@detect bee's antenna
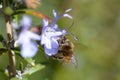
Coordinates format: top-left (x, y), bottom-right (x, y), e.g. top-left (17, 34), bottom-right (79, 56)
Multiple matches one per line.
top-left (67, 32), bottom-right (78, 41)
top-left (64, 20), bottom-right (78, 41)
top-left (67, 20), bottom-right (74, 30)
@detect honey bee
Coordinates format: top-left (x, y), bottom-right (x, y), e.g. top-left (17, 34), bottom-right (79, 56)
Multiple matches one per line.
top-left (51, 36), bottom-right (77, 67)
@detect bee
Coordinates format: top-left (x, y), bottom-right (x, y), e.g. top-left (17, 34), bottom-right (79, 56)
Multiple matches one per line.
top-left (51, 36), bottom-right (77, 67)
top-left (31, 26), bottom-right (78, 66)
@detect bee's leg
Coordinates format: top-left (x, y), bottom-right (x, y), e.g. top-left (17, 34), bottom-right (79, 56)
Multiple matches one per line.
top-left (71, 55), bottom-right (78, 68)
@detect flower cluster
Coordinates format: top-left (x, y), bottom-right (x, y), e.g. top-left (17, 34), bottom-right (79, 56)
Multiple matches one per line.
top-left (41, 9), bottom-right (72, 56)
top-left (17, 15), bottom-right (41, 58)
top-left (16, 9), bottom-right (72, 58)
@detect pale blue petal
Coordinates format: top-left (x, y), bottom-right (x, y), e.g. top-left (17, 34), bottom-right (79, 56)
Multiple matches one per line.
top-left (42, 19), bottom-right (49, 34)
top-left (41, 34), bottom-right (46, 45)
top-left (44, 45), bottom-right (59, 56)
top-left (51, 38), bottom-right (59, 48)
top-left (44, 38), bottom-right (59, 56)
top-left (18, 31), bottom-right (40, 45)
top-left (27, 31), bottom-right (41, 40)
top-left (18, 31), bottom-right (40, 58)
top-left (44, 38), bottom-right (52, 49)
top-left (42, 19), bottom-right (48, 27)
top-left (53, 10), bottom-right (57, 17)
top-left (44, 47), bottom-right (58, 56)
top-left (21, 41), bottom-right (38, 58)
top-left (63, 14), bottom-right (72, 19)
top-left (20, 15), bottom-right (32, 30)
top-left (45, 30), bottom-right (66, 37)
top-left (53, 24), bottom-right (59, 31)
top-left (65, 8), bottom-right (72, 12)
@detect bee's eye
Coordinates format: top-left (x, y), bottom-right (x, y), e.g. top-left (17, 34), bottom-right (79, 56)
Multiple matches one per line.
top-left (61, 40), bottom-right (65, 44)
top-left (58, 56), bottom-right (64, 59)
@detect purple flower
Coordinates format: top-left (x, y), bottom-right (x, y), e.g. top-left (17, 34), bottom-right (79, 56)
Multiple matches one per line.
top-left (17, 15), bottom-right (41, 58)
top-left (41, 9), bottom-right (72, 56)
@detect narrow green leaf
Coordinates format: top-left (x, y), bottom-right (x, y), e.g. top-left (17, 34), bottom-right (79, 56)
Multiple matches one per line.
top-left (0, 48), bottom-right (8, 56)
top-left (11, 76), bottom-right (28, 80)
top-left (23, 64), bottom-right (45, 76)
top-left (20, 62), bottom-right (24, 71)
top-left (0, 34), bottom-right (4, 42)
top-left (12, 47), bottom-right (21, 57)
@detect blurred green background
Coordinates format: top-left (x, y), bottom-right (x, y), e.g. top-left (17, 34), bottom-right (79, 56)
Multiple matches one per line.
top-left (1, 0), bottom-right (120, 80)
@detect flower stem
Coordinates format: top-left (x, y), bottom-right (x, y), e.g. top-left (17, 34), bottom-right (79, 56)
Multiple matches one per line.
top-left (3, 0), bottom-right (16, 79)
